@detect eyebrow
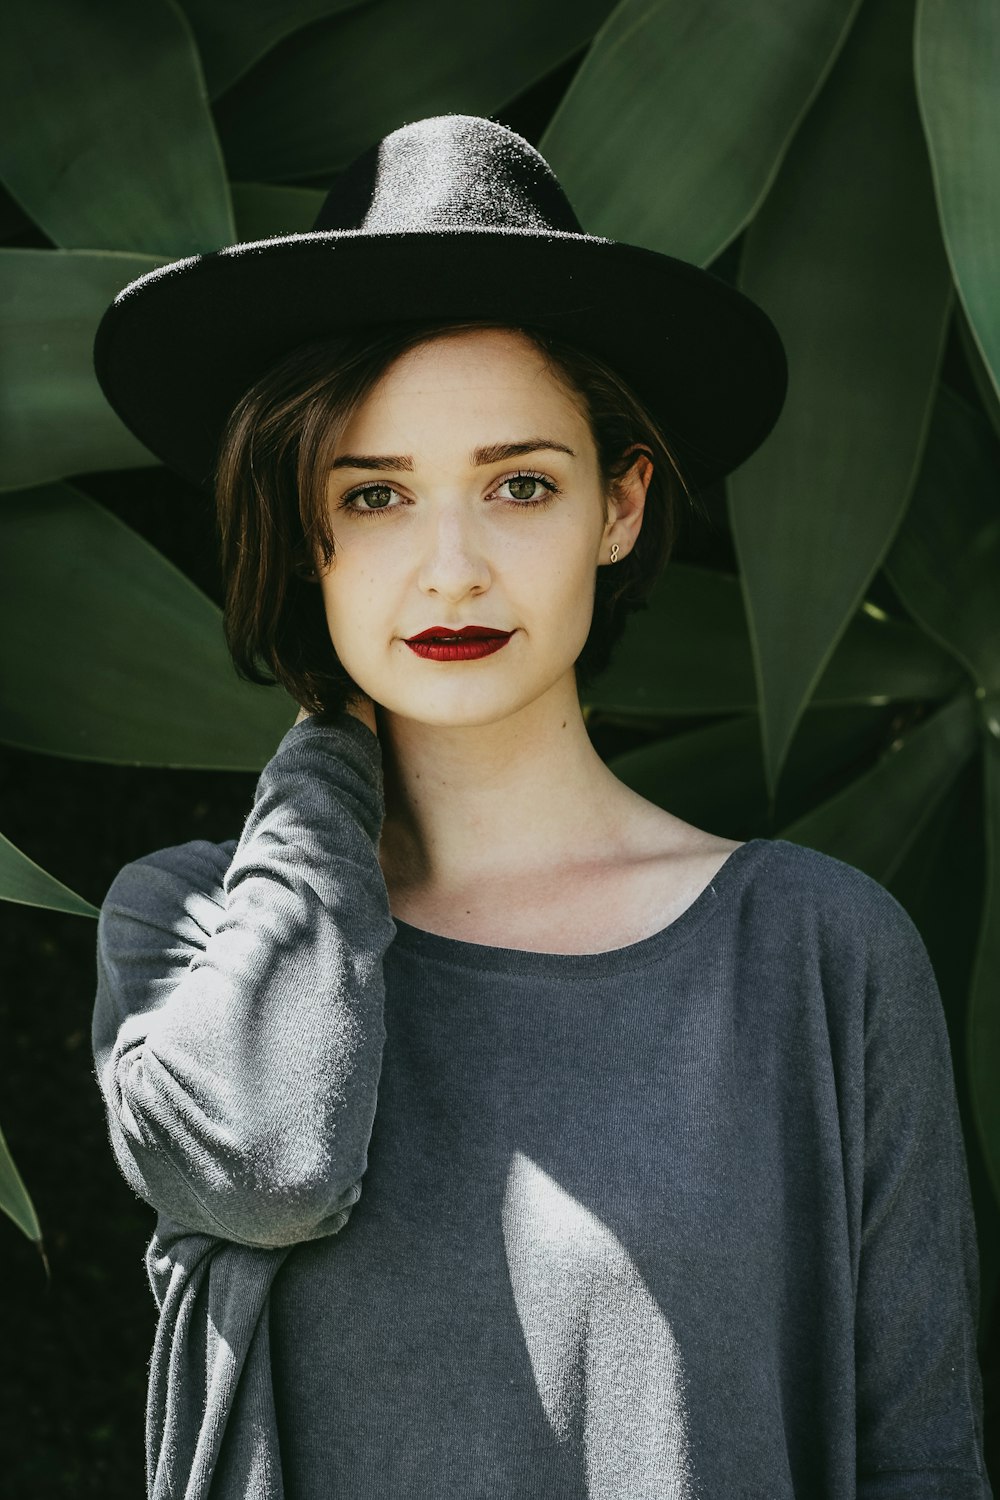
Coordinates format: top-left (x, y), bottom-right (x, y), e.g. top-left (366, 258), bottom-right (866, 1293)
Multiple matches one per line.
top-left (329, 438), bottom-right (577, 472)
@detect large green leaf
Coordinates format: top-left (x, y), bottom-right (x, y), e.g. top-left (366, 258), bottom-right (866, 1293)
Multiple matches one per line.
top-left (0, 1120), bottom-right (42, 1248)
top-left (883, 385), bottom-right (1000, 697)
top-left (0, 0), bottom-right (233, 255)
top-left (729, 0), bottom-right (952, 806)
top-left (777, 690), bottom-right (978, 881)
top-left (0, 250), bottom-right (170, 489)
top-left (0, 483), bottom-right (295, 769)
top-left (215, 0), bottom-right (617, 183)
top-left (0, 830), bottom-right (97, 915)
top-left (915, 0), bottom-right (1000, 408)
top-left (180, 0), bottom-right (366, 98)
top-left (583, 564), bottom-right (963, 719)
top-left (539, 0), bottom-right (862, 267)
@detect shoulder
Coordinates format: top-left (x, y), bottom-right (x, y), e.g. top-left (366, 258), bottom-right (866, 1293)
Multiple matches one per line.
top-left (755, 840), bottom-right (917, 930)
top-left (747, 838), bottom-right (945, 1050)
top-left (747, 837), bottom-right (930, 972)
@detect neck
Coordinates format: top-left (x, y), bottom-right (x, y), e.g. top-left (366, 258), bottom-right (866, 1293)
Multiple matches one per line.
top-left (375, 676), bottom-right (630, 896)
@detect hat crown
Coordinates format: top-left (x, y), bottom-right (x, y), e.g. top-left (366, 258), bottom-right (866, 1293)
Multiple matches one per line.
top-left (312, 114), bottom-right (585, 236)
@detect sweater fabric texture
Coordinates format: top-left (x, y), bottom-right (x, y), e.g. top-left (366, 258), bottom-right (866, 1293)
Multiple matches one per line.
top-left (91, 713), bottom-right (993, 1499)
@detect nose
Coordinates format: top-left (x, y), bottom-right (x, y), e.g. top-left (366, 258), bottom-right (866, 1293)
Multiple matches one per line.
top-left (415, 503), bottom-right (492, 601)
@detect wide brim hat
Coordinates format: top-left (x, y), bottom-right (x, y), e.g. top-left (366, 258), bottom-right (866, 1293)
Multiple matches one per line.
top-left (93, 113), bottom-right (788, 496)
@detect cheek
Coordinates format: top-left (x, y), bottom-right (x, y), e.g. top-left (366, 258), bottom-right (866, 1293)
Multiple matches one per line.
top-left (536, 523), bottom-right (603, 603)
top-left (520, 541), bottom-right (600, 658)
top-left (319, 558), bottom-right (377, 621)
top-left (316, 577), bottom-right (358, 654)
top-left (317, 570), bottom-right (394, 680)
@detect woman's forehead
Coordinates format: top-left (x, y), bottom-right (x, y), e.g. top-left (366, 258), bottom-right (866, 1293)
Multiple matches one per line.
top-left (373, 326), bottom-right (559, 391)
top-left (339, 339), bottom-right (590, 455)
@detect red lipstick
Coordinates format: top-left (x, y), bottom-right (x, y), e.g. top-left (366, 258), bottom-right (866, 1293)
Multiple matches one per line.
top-left (404, 625), bottom-right (514, 662)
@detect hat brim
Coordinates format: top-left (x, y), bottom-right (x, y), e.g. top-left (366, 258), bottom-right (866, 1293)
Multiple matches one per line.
top-left (93, 226), bottom-right (787, 495)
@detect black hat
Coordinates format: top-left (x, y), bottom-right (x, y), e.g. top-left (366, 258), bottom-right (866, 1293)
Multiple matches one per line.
top-left (93, 113), bottom-right (787, 495)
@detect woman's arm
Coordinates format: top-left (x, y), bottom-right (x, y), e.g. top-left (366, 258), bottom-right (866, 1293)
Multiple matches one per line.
top-left (855, 893), bottom-right (992, 1496)
top-left (91, 711), bottom-right (395, 1250)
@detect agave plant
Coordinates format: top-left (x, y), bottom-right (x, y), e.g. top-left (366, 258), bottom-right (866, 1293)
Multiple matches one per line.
top-left (1, 0), bottom-right (998, 1363)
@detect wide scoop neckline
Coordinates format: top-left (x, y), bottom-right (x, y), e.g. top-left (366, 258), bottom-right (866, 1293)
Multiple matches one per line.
top-left (387, 836), bottom-right (775, 976)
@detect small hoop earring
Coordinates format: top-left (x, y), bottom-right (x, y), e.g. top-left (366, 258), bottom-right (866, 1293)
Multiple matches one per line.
top-left (609, 543), bottom-right (620, 563)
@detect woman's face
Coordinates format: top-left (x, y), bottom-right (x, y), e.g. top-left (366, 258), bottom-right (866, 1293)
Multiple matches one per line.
top-left (316, 327), bottom-right (649, 728)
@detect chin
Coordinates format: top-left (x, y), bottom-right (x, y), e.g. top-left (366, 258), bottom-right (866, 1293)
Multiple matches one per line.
top-left (368, 675), bottom-right (555, 729)
top-left (386, 697), bottom-right (527, 729)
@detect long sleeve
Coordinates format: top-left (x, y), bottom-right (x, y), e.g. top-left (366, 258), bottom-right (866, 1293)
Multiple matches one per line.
top-left (854, 890), bottom-right (991, 1497)
top-left (91, 712), bottom-right (396, 1250)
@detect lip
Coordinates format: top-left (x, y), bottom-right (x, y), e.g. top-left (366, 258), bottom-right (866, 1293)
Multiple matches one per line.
top-left (403, 624), bottom-right (515, 662)
top-left (405, 625), bottom-right (513, 642)
top-left (405, 629), bottom-right (514, 662)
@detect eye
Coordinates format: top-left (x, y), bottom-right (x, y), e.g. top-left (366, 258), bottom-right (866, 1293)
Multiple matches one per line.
top-left (491, 471), bottom-right (560, 506)
top-left (339, 482), bottom-right (404, 517)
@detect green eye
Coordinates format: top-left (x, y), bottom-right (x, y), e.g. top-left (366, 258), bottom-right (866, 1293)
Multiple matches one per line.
top-left (497, 471), bottom-right (559, 504)
top-left (342, 483), bottom-right (398, 514)
top-left (358, 485), bottom-right (393, 509)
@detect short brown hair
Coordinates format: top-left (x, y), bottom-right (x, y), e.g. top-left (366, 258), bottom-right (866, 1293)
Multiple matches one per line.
top-left (213, 318), bottom-right (699, 724)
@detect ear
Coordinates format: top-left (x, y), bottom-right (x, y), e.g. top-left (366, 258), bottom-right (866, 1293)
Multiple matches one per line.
top-left (601, 446), bottom-right (654, 565)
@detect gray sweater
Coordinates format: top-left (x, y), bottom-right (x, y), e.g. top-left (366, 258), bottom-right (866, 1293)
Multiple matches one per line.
top-left (92, 714), bottom-right (992, 1499)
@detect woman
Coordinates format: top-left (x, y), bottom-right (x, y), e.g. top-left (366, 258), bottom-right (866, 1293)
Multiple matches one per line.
top-left (91, 115), bottom-right (991, 1499)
